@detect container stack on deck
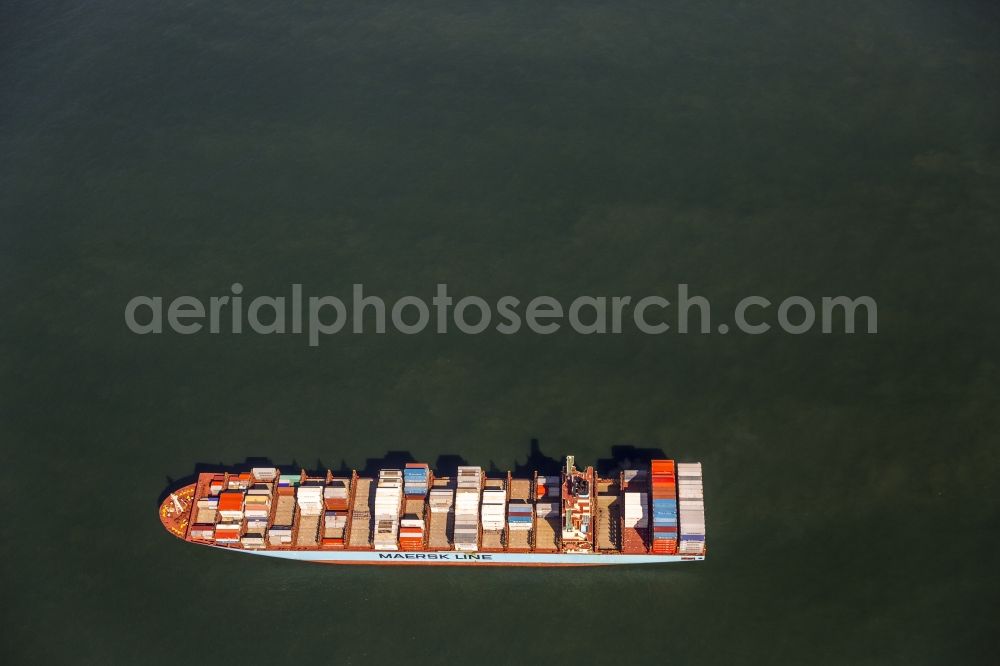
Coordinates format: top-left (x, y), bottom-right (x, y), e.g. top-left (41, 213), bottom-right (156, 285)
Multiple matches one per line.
top-left (400, 498), bottom-right (426, 551)
top-left (429, 487), bottom-right (454, 512)
top-left (400, 465), bottom-right (429, 550)
top-left (650, 460), bottom-right (678, 554)
top-left (324, 480), bottom-right (350, 510)
top-left (373, 470), bottom-right (403, 550)
top-left (218, 489), bottom-right (245, 521)
top-left (454, 466), bottom-right (481, 552)
top-left (242, 470), bottom-right (274, 548)
top-left (533, 476), bottom-right (561, 551)
top-left (403, 464), bottom-right (429, 497)
top-left (190, 494), bottom-right (217, 540)
top-left (481, 488), bottom-right (505, 530)
top-left (428, 485), bottom-right (454, 549)
top-left (268, 476), bottom-right (297, 546)
top-left (228, 473), bottom-right (251, 490)
top-left (322, 477), bottom-right (350, 548)
top-left (596, 479), bottom-right (620, 551)
top-left (622, 470), bottom-right (649, 553)
top-left (214, 488), bottom-right (244, 544)
top-left (348, 477), bottom-right (374, 548)
top-left (507, 489), bottom-right (532, 531)
top-left (208, 475), bottom-right (225, 496)
top-left (296, 481), bottom-right (324, 547)
top-left (677, 462), bottom-right (706, 556)
top-left (533, 501), bottom-right (560, 550)
top-left (506, 479), bottom-right (533, 551)
top-left (481, 482), bottom-right (506, 550)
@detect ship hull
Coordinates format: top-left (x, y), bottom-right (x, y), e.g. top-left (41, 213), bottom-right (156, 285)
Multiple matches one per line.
top-left (206, 545), bottom-right (705, 566)
top-left (160, 456), bottom-right (709, 566)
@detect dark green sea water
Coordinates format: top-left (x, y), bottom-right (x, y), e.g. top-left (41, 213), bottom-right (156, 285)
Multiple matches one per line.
top-left (3, 1), bottom-right (1000, 664)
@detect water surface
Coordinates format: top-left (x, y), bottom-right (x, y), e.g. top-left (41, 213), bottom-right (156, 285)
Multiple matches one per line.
top-left (2, 1), bottom-right (999, 664)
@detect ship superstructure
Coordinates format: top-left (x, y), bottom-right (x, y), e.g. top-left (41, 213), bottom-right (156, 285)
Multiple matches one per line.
top-left (559, 456), bottom-right (594, 553)
top-left (159, 455), bottom-right (707, 566)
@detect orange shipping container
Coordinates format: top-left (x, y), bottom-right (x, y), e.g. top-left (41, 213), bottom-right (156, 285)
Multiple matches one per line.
top-left (217, 492), bottom-right (244, 512)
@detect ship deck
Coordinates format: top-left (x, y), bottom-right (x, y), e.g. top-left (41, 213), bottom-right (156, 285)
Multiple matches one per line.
top-left (158, 458), bottom-right (706, 565)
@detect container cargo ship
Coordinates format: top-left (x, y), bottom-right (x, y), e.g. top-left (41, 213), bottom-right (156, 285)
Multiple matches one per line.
top-left (158, 455), bottom-right (706, 566)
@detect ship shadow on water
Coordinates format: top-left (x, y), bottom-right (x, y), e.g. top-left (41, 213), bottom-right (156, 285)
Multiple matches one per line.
top-left (594, 444), bottom-right (669, 477)
top-left (157, 440), bottom-right (669, 506)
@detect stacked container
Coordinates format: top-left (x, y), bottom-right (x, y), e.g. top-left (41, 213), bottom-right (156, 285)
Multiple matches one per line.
top-left (533, 500), bottom-right (560, 551)
top-left (193, 496), bottom-right (218, 526)
top-left (189, 524), bottom-right (214, 540)
top-left (507, 502), bottom-right (532, 530)
top-left (244, 486), bottom-right (272, 520)
top-left (277, 474), bottom-right (300, 489)
top-left (322, 477), bottom-right (350, 548)
top-left (214, 522), bottom-right (241, 543)
top-left (399, 498), bottom-right (426, 551)
top-left (373, 470), bottom-right (403, 550)
top-left (621, 470), bottom-right (649, 553)
top-left (481, 484), bottom-right (506, 550)
top-left (227, 473), bottom-right (251, 490)
top-left (190, 484), bottom-right (217, 541)
top-left (348, 477), bottom-right (374, 548)
top-left (650, 460), bottom-right (678, 554)
top-left (454, 466), bottom-right (482, 552)
top-left (240, 533), bottom-right (265, 548)
top-left (244, 484), bottom-right (271, 537)
top-left (428, 487), bottom-right (454, 549)
top-left (323, 480), bottom-right (350, 511)
top-left (677, 462), bottom-right (706, 555)
top-left (251, 467), bottom-right (278, 482)
top-left (215, 485), bottom-right (243, 543)
top-left (297, 484), bottom-right (323, 516)
top-left (403, 464), bottom-right (430, 497)
top-left (208, 475), bottom-right (225, 496)
top-left (217, 491), bottom-right (245, 522)
top-left (268, 485), bottom-right (296, 546)
top-left (480, 490), bottom-right (506, 530)
top-left (322, 511), bottom-right (348, 548)
top-left (295, 482), bottom-right (324, 547)
top-left (536, 476), bottom-right (560, 499)
top-left (507, 479), bottom-right (533, 551)
top-left (623, 491), bottom-right (648, 528)
top-left (429, 488), bottom-right (454, 513)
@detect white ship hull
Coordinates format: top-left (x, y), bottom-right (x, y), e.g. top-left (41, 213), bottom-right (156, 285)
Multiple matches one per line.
top-left (213, 546), bottom-right (706, 566)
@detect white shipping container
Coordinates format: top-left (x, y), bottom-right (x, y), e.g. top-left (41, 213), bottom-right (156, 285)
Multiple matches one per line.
top-left (457, 467), bottom-right (482, 489)
top-left (251, 467), bottom-right (278, 481)
top-left (535, 503), bottom-right (559, 518)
